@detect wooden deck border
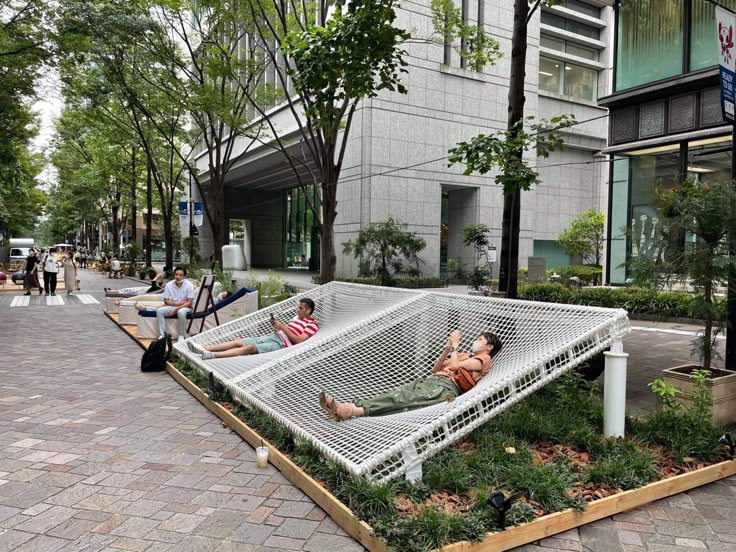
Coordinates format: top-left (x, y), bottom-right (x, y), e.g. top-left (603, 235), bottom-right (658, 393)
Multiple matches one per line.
top-left (104, 312), bottom-right (736, 552)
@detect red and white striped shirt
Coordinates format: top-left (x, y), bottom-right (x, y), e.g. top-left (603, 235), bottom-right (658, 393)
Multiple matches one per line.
top-left (276, 316), bottom-right (319, 347)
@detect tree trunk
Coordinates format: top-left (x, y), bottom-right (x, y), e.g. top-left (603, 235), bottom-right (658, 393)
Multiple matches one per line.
top-left (163, 215), bottom-right (173, 272)
top-left (146, 163), bottom-right (153, 267)
top-left (704, 278), bottom-right (712, 371)
top-left (209, 167), bottom-right (225, 266)
top-left (319, 176), bottom-right (338, 284)
top-left (498, 0), bottom-right (530, 299)
top-left (131, 149), bottom-right (137, 255)
top-left (112, 200), bottom-right (120, 256)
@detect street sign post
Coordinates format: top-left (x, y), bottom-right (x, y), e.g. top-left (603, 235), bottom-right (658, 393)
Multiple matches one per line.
top-left (717, 3), bottom-right (736, 370)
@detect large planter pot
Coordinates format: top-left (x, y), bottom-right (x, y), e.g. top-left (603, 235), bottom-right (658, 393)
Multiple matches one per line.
top-left (662, 364), bottom-right (736, 426)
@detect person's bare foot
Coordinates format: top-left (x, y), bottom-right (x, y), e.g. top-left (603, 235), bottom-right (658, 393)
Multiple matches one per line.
top-left (114, 299), bottom-right (122, 307)
top-left (135, 303), bottom-right (146, 311)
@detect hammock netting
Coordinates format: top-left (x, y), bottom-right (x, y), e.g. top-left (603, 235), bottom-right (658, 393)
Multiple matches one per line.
top-left (174, 282), bottom-right (630, 481)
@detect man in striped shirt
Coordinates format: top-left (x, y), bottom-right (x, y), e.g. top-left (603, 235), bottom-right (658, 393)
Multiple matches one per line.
top-left (191, 298), bottom-right (318, 359)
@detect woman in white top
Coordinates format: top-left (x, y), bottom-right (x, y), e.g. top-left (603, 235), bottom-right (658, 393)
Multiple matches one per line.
top-left (42, 248), bottom-right (60, 296)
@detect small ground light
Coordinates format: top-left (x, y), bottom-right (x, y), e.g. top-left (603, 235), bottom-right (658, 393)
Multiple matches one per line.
top-left (720, 434), bottom-right (735, 458)
top-left (488, 491), bottom-right (524, 529)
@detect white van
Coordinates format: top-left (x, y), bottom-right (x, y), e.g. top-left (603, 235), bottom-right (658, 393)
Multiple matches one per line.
top-left (10, 247), bottom-right (31, 263)
top-left (9, 238), bottom-right (34, 264)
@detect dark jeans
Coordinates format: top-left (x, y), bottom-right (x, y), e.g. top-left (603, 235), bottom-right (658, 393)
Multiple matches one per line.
top-left (43, 271), bottom-right (57, 294)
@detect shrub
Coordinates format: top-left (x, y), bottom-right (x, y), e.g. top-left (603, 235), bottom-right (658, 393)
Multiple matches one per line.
top-left (342, 218), bottom-right (426, 285)
top-left (585, 441), bottom-right (659, 490)
top-left (336, 276), bottom-right (448, 288)
top-left (423, 449), bottom-right (472, 493)
top-left (549, 265), bottom-right (602, 286)
top-left (373, 506), bottom-right (487, 552)
top-left (518, 283), bottom-right (707, 319)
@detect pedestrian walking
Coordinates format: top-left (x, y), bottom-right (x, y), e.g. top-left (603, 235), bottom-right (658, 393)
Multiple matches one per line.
top-left (23, 248), bottom-right (43, 296)
top-left (80, 249), bottom-right (87, 269)
top-left (42, 247), bottom-right (59, 296)
top-left (63, 250), bottom-right (78, 296)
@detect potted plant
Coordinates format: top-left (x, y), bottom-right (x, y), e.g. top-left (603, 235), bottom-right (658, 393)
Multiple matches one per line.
top-left (653, 178), bottom-right (736, 425)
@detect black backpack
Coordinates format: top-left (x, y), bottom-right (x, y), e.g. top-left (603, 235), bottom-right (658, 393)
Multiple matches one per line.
top-left (141, 334), bottom-right (172, 372)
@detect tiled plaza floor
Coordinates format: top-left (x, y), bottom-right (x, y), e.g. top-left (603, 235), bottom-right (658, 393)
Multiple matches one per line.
top-left (0, 269), bottom-right (733, 551)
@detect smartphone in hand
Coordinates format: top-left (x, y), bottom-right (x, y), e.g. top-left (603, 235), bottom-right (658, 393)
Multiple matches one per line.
top-left (270, 313), bottom-right (276, 324)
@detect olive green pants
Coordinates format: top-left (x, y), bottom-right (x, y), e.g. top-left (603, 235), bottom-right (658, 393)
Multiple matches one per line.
top-left (355, 376), bottom-right (460, 417)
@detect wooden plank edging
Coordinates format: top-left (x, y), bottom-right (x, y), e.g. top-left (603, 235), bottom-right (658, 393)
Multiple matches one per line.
top-left (438, 459), bottom-right (736, 551)
top-left (104, 313), bottom-right (736, 552)
top-left (164, 363), bottom-right (390, 552)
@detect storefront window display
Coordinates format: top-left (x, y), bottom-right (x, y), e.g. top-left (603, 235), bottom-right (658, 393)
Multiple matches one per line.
top-left (608, 136), bottom-right (733, 284)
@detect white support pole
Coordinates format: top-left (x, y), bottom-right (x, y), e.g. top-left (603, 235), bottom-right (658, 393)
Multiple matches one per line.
top-left (402, 445), bottom-right (422, 483)
top-left (603, 339), bottom-right (628, 438)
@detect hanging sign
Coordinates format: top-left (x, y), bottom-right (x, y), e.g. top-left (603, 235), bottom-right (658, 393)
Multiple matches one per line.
top-left (717, 6), bottom-right (736, 123)
top-left (178, 201), bottom-right (188, 227)
top-left (194, 202), bottom-right (204, 227)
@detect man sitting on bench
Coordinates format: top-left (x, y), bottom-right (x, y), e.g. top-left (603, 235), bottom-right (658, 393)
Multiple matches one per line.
top-left (110, 257), bottom-right (122, 279)
top-left (156, 266), bottom-right (195, 342)
top-left (189, 298), bottom-right (317, 359)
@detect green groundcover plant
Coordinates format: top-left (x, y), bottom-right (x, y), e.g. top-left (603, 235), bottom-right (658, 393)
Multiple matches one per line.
top-left (172, 358), bottom-right (729, 552)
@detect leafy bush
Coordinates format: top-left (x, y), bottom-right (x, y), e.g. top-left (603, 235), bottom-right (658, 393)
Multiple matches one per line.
top-left (423, 449), bottom-right (472, 493)
top-left (336, 276), bottom-right (448, 288)
top-left (585, 441), bottom-right (659, 490)
top-left (373, 506), bottom-right (487, 552)
top-left (342, 218), bottom-right (426, 284)
top-left (518, 283), bottom-right (708, 319)
top-left (339, 477), bottom-right (397, 522)
top-left (549, 265), bottom-right (602, 285)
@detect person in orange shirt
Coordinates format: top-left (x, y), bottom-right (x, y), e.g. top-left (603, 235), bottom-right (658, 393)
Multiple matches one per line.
top-left (320, 330), bottom-right (502, 421)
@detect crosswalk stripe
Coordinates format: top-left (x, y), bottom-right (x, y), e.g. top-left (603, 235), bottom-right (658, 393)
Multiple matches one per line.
top-left (45, 295), bottom-right (64, 306)
top-left (76, 294), bottom-right (99, 304)
top-left (10, 296), bottom-right (30, 307)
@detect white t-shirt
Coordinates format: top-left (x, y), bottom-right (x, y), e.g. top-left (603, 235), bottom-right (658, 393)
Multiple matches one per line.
top-left (162, 280), bottom-right (195, 304)
top-left (43, 254), bottom-right (58, 273)
top-left (111, 260), bottom-right (121, 270)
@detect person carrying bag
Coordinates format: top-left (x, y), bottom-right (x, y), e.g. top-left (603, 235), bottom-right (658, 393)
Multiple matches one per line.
top-left (42, 248), bottom-right (59, 296)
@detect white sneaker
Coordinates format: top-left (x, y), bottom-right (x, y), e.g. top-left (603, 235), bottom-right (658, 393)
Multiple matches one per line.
top-left (201, 351), bottom-right (215, 360)
top-left (177, 335), bottom-right (186, 344)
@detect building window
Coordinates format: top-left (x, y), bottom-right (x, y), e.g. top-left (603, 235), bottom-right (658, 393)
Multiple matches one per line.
top-left (539, 55), bottom-right (597, 101)
top-left (615, 0), bottom-right (683, 90)
top-left (541, 34), bottom-right (597, 60)
top-left (541, 11), bottom-right (600, 40)
top-left (691, 0), bottom-right (736, 71)
top-left (564, 0), bottom-right (600, 19)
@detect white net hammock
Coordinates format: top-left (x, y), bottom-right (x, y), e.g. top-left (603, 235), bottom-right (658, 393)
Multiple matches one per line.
top-left (174, 282), bottom-right (630, 482)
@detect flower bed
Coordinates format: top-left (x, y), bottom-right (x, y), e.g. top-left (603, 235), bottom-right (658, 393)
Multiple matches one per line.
top-left (173, 357), bottom-right (734, 552)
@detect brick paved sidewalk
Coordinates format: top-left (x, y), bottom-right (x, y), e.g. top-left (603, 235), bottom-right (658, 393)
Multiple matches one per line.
top-left (0, 282), bottom-right (362, 552)
top-left (0, 272), bottom-right (734, 552)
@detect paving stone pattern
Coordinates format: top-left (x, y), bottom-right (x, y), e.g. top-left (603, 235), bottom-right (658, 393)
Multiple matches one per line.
top-left (0, 270), bottom-right (734, 551)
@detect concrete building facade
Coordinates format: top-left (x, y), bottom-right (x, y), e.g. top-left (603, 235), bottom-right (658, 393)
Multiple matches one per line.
top-left (191, 0), bottom-right (614, 279)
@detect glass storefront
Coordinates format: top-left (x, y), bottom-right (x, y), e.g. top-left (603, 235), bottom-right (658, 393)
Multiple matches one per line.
top-left (608, 136), bottom-right (732, 283)
top-left (286, 186), bottom-right (319, 269)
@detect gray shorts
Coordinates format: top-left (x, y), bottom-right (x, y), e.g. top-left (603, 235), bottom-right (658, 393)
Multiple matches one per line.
top-left (240, 335), bottom-right (284, 354)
